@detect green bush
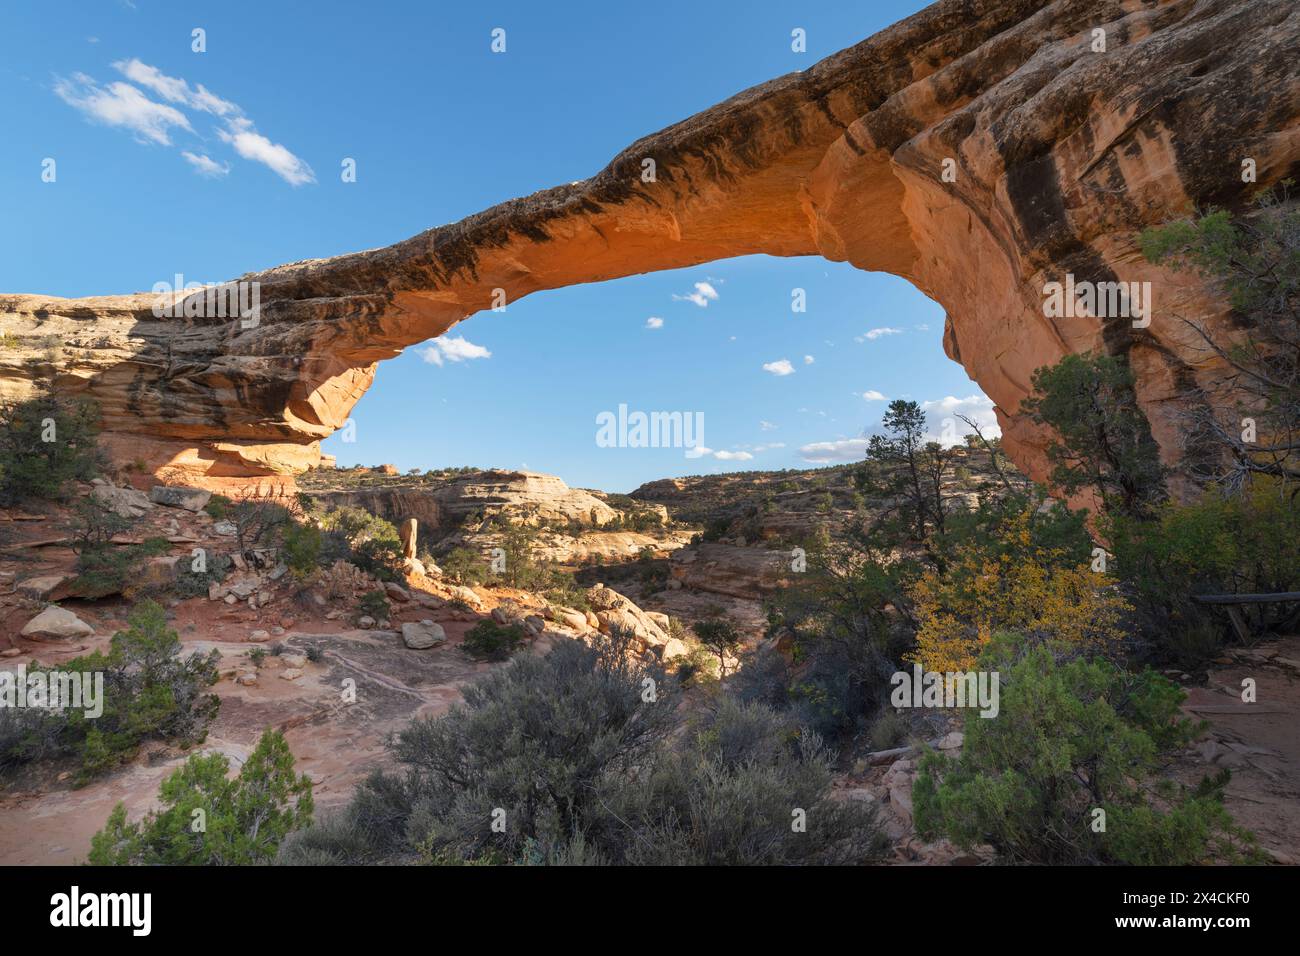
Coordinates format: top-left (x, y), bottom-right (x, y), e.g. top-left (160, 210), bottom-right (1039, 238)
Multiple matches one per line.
top-left (0, 389), bottom-right (102, 505)
top-left (357, 589), bottom-right (390, 624)
top-left (277, 634), bottom-right (885, 866)
top-left (68, 535), bottom-right (171, 600)
top-left (88, 729), bottom-right (313, 865)
top-left (461, 620), bottom-right (525, 661)
top-left (912, 637), bottom-right (1259, 864)
top-left (1108, 478), bottom-right (1300, 665)
top-left (316, 505), bottom-right (404, 580)
top-left (439, 546), bottom-right (489, 586)
top-left (1, 601), bottom-right (220, 783)
top-left (173, 551), bottom-right (233, 600)
top-left (281, 521), bottom-right (323, 579)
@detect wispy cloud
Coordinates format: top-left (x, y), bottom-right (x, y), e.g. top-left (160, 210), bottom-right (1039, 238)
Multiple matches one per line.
top-left (856, 327), bottom-right (903, 343)
top-left (799, 438), bottom-right (869, 463)
top-left (759, 420), bottom-right (778, 431)
top-left (54, 59), bottom-right (314, 185)
top-left (54, 73), bottom-right (192, 145)
top-left (712, 450), bottom-right (754, 461)
top-left (182, 151), bottom-right (230, 178)
top-left (217, 118), bottom-right (315, 186)
top-left (421, 335), bottom-right (492, 366)
top-left (861, 389), bottom-right (888, 401)
top-left (762, 359), bottom-right (794, 376)
top-left (645, 316), bottom-right (663, 329)
top-left (803, 354), bottom-right (815, 365)
top-left (673, 281), bottom-right (719, 308)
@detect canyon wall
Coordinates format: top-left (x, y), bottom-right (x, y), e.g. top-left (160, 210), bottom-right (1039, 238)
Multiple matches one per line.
top-left (1, 0), bottom-right (1297, 490)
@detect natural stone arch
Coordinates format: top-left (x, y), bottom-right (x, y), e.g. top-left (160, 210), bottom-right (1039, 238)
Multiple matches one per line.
top-left (1, 0), bottom-right (1296, 491)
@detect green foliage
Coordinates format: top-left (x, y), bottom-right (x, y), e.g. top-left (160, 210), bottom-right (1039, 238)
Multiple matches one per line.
top-left (357, 589), bottom-right (390, 623)
top-left (69, 534), bottom-right (171, 601)
top-left (277, 636), bottom-right (885, 866)
top-left (856, 399), bottom-right (959, 568)
top-left (281, 520), bottom-right (323, 579)
top-left (693, 616), bottom-right (743, 678)
top-left (761, 533), bottom-right (908, 741)
top-left (203, 494), bottom-right (231, 519)
top-left (1021, 352), bottom-right (1167, 517)
top-left (912, 638), bottom-right (1259, 864)
top-left (461, 620), bottom-right (525, 661)
top-left (88, 729), bottom-right (313, 865)
top-left (439, 546), bottom-right (489, 586)
top-left (315, 505), bottom-right (404, 580)
top-left (1, 601), bottom-right (220, 783)
top-left (0, 387), bottom-right (102, 505)
top-left (1107, 478), bottom-right (1300, 665)
top-left (1140, 189), bottom-right (1300, 489)
top-left (173, 551), bottom-right (232, 600)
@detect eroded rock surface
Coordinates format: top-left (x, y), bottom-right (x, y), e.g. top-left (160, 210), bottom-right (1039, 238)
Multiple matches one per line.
top-left (0, 0), bottom-right (1296, 488)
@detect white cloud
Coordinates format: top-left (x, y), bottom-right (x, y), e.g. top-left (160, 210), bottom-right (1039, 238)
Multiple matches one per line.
top-left (218, 119), bottom-right (315, 186)
top-left (799, 438), bottom-right (870, 463)
top-left (56, 59), bottom-right (313, 185)
top-left (759, 420), bottom-right (778, 431)
top-left (54, 73), bottom-right (192, 145)
top-left (713, 450), bottom-right (754, 461)
top-left (673, 281), bottom-right (719, 308)
top-left (753, 442), bottom-right (785, 451)
top-left (762, 359), bottom-right (794, 376)
top-left (803, 354), bottom-right (815, 365)
top-left (645, 316), bottom-right (663, 329)
top-left (856, 327), bottom-right (903, 343)
top-left (421, 335), bottom-right (492, 366)
top-left (182, 151), bottom-right (230, 178)
top-left (861, 390), bottom-right (888, 401)
top-left (921, 394), bottom-right (1001, 446)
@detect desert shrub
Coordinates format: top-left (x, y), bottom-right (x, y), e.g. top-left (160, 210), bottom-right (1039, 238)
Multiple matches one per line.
top-left (317, 506), bottom-right (404, 580)
top-left (1107, 478), bottom-right (1300, 664)
top-left (584, 699), bottom-right (888, 865)
top-left (0, 389), bottom-right (102, 505)
top-left (439, 546), bottom-right (488, 586)
top-left (280, 630), bottom-right (672, 864)
top-left (763, 536), bottom-right (908, 741)
top-left (227, 495), bottom-right (292, 555)
top-left (909, 509), bottom-right (1129, 673)
top-left (281, 520), bottom-right (323, 579)
top-left (728, 644), bottom-right (792, 709)
top-left (68, 535), bottom-right (171, 600)
top-left (279, 637), bottom-right (885, 866)
top-left (357, 589), bottom-right (390, 623)
top-left (1, 600), bottom-right (219, 783)
top-left (173, 550), bottom-right (233, 599)
top-left (203, 494), bottom-right (231, 519)
top-left (868, 710), bottom-right (910, 751)
top-left (460, 620), bottom-right (525, 661)
top-left (88, 728), bottom-right (313, 865)
top-left (912, 637), bottom-right (1259, 865)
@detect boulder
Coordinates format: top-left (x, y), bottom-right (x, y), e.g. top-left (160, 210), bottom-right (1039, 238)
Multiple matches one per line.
top-left (402, 620), bottom-right (446, 649)
top-left (383, 581), bottom-right (411, 603)
top-left (17, 574), bottom-right (70, 601)
top-left (280, 668), bottom-right (304, 681)
top-left (92, 483), bottom-right (153, 518)
top-left (21, 606), bottom-right (94, 640)
top-left (149, 485), bottom-right (212, 512)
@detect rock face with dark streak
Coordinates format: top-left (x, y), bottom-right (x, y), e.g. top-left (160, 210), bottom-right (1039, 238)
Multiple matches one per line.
top-left (1, 0), bottom-right (1296, 490)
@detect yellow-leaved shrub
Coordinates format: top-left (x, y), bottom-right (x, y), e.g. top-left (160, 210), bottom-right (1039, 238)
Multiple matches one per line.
top-left (908, 511), bottom-right (1129, 672)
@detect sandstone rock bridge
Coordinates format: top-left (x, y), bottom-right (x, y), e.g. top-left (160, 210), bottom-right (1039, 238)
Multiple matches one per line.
top-left (1, 0), bottom-right (1297, 489)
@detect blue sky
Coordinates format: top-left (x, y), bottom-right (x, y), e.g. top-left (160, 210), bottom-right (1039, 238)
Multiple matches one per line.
top-left (3, 0), bottom-right (996, 492)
